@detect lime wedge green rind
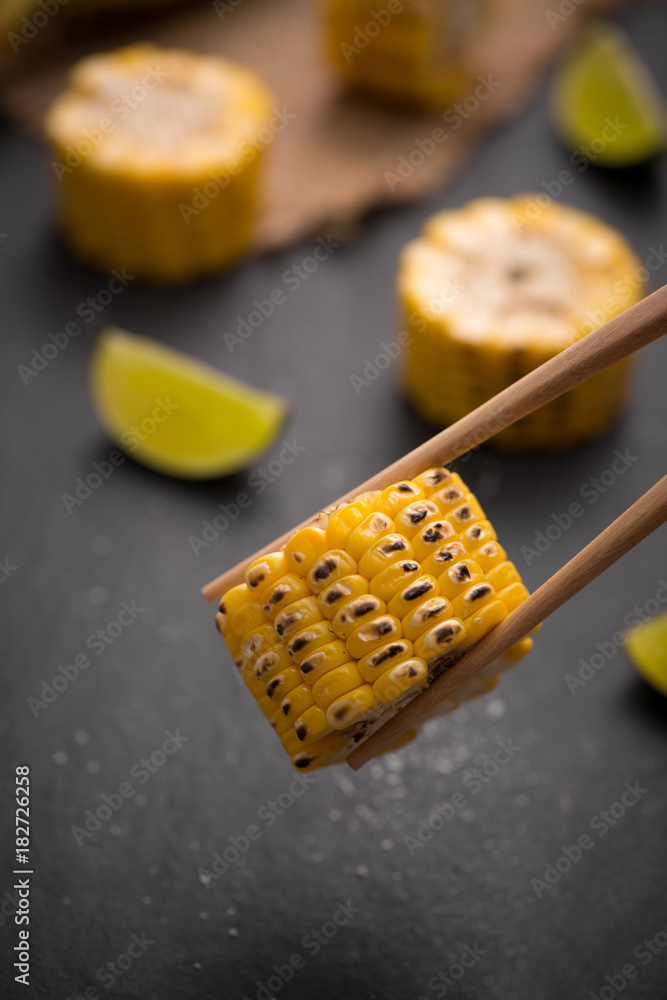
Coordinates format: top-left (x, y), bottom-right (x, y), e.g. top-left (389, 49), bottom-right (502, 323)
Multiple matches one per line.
top-left (89, 327), bottom-right (288, 479)
top-left (624, 610), bottom-right (667, 696)
top-left (551, 22), bottom-right (667, 167)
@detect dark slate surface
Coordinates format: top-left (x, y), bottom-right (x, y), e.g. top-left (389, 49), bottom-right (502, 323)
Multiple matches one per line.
top-left (2, 7), bottom-right (667, 1000)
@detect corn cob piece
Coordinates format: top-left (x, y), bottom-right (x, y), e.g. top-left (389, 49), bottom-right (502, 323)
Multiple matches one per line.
top-left (399, 195), bottom-right (646, 450)
top-left (326, 0), bottom-right (486, 110)
top-left (44, 44), bottom-right (275, 284)
top-left (216, 466), bottom-right (534, 770)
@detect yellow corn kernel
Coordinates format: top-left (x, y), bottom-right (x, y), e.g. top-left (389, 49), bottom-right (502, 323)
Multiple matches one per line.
top-left (318, 574), bottom-right (370, 618)
top-left (373, 481), bottom-right (424, 518)
top-left (346, 614), bottom-right (403, 660)
top-left (223, 629), bottom-right (244, 668)
top-left (331, 594), bottom-right (387, 639)
top-left (411, 519), bottom-right (456, 562)
top-left (240, 624), bottom-right (280, 667)
top-left (413, 467), bottom-right (463, 496)
top-left (243, 667), bottom-right (266, 700)
top-left (218, 583), bottom-right (254, 623)
top-left (355, 490), bottom-right (380, 505)
top-left (275, 596), bottom-right (323, 641)
top-left (486, 561), bottom-right (521, 591)
top-left (307, 550), bottom-right (358, 593)
top-left (254, 644), bottom-right (293, 683)
top-left (499, 637), bottom-right (534, 665)
top-left (256, 695), bottom-right (277, 720)
top-left (358, 639), bottom-right (414, 682)
top-left (387, 574), bottom-right (440, 619)
top-left (373, 658), bottom-right (428, 704)
top-left (394, 499), bottom-right (442, 539)
top-left (358, 534), bottom-right (415, 578)
top-left (369, 559), bottom-right (421, 602)
top-left (294, 705), bottom-right (333, 745)
top-left (421, 540), bottom-right (467, 578)
top-left (445, 496), bottom-right (487, 532)
top-left (281, 728), bottom-right (305, 757)
top-left (284, 526), bottom-right (328, 575)
top-left (230, 602), bottom-right (268, 638)
top-left (402, 597), bottom-right (453, 641)
top-left (471, 540), bottom-right (507, 572)
top-left (459, 600), bottom-right (508, 650)
top-left (291, 732), bottom-right (348, 771)
top-left (432, 482), bottom-right (467, 513)
top-left (270, 707), bottom-right (293, 737)
top-left (414, 618), bottom-right (467, 663)
top-left (325, 501), bottom-right (371, 549)
top-left (215, 611), bottom-right (231, 638)
top-left (312, 661), bottom-right (364, 707)
top-left (450, 582), bottom-right (496, 621)
top-left (298, 640), bottom-right (350, 683)
top-left (266, 668), bottom-right (302, 702)
top-left (258, 573), bottom-right (311, 619)
top-left (280, 683), bottom-right (315, 723)
top-left (347, 511), bottom-right (395, 559)
top-left (461, 520), bottom-right (498, 552)
top-left (287, 620), bottom-right (336, 664)
top-left (437, 559), bottom-right (485, 600)
top-left (497, 582), bottom-right (529, 614)
top-left (327, 685), bottom-right (377, 729)
top-left (246, 552), bottom-right (288, 593)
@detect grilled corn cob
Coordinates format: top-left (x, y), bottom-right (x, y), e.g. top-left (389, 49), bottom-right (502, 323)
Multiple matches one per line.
top-left (399, 196), bottom-right (646, 450)
top-left (326, 0), bottom-right (485, 109)
top-left (216, 466), bottom-right (533, 770)
top-left (44, 44), bottom-right (275, 284)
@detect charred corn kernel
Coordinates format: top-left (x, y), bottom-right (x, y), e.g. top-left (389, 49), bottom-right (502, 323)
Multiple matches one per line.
top-left (346, 614), bottom-right (403, 660)
top-left (373, 658), bottom-right (428, 704)
top-left (387, 575), bottom-right (440, 619)
top-left (358, 639), bottom-right (414, 682)
top-left (369, 560), bottom-right (421, 602)
top-left (284, 526), bottom-right (328, 575)
top-left (450, 582), bottom-right (496, 621)
top-left (307, 550), bottom-right (358, 593)
top-left (402, 597), bottom-right (453, 641)
top-left (240, 625), bottom-right (280, 666)
top-left (275, 596), bottom-right (323, 640)
top-left (446, 497), bottom-right (486, 532)
top-left (332, 594), bottom-right (387, 639)
top-left (374, 482), bottom-right (424, 518)
top-left (258, 573), bottom-right (311, 618)
top-left (281, 728), bottom-right (305, 757)
top-left (486, 561), bottom-right (521, 591)
top-left (327, 685), bottom-right (377, 729)
top-left (287, 620), bottom-right (335, 664)
top-left (347, 512), bottom-right (395, 560)
top-left (461, 520), bottom-right (498, 552)
top-left (45, 45), bottom-right (275, 284)
top-left (471, 540), bottom-right (507, 572)
top-left (230, 602), bottom-right (268, 637)
top-left (437, 559), bottom-right (484, 599)
top-left (291, 732), bottom-right (348, 771)
top-left (325, 501), bottom-right (372, 549)
top-left (394, 499), bottom-right (442, 539)
top-left (312, 661), bottom-right (364, 707)
top-left (294, 705), bottom-right (333, 745)
top-left (242, 667), bottom-right (266, 700)
top-left (412, 519), bottom-right (456, 562)
top-left (421, 540), bottom-right (467, 577)
top-left (298, 640), bottom-right (350, 683)
top-left (246, 553), bottom-right (288, 593)
top-left (327, 0), bottom-right (485, 111)
top-left (433, 483), bottom-right (467, 512)
top-left (218, 584), bottom-right (254, 623)
top-left (266, 668), bottom-right (302, 702)
top-left (497, 582), bottom-right (530, 614)
top-left (414, 618), bottom-right (467, 663)
top-left (280, 683), bottom-right (315, 723)
top-left (254, 644), bottom-right (293, 683)
top-left (460, 600), bottom-right (508, 650)
top-left (414, 467), bottom-right (463, 495)
top-left (358, 534), bottom-right (415, 578)
top-left (318, 574), bottom-right (370, 618)
top-left (400, 196), bottom-right (646, 450)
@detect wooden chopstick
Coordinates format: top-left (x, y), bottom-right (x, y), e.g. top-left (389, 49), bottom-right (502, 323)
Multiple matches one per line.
top-left (202, 284), bottom-right (667, 602)
top-left (347, 475), bottom-right (667, 769)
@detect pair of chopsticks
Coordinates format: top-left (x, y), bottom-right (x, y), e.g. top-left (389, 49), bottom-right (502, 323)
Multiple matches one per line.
top-left (203, 284), bottom-right (667, 770)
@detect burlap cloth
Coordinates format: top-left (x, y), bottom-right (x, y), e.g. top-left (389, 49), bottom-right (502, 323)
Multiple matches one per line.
top-left (1, 0), bottom-right (624, 252)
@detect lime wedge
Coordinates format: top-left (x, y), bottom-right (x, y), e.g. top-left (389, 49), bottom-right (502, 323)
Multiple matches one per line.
top-left (624, 610), bottom-right (667, 696)
top-left (89, 327), bottom-right (288, 479)
top-left (551, 23), bottom-right (667, 167)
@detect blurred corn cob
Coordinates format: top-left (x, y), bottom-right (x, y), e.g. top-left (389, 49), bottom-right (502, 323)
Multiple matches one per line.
top-left (44, 44), bottom-right (275, 284)
top-left (399, 196), bottom-right (646, 450)
top-left (326, 0), bottom-right (486, 109)
top-left (216, 466), bottom-right (534, 771)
